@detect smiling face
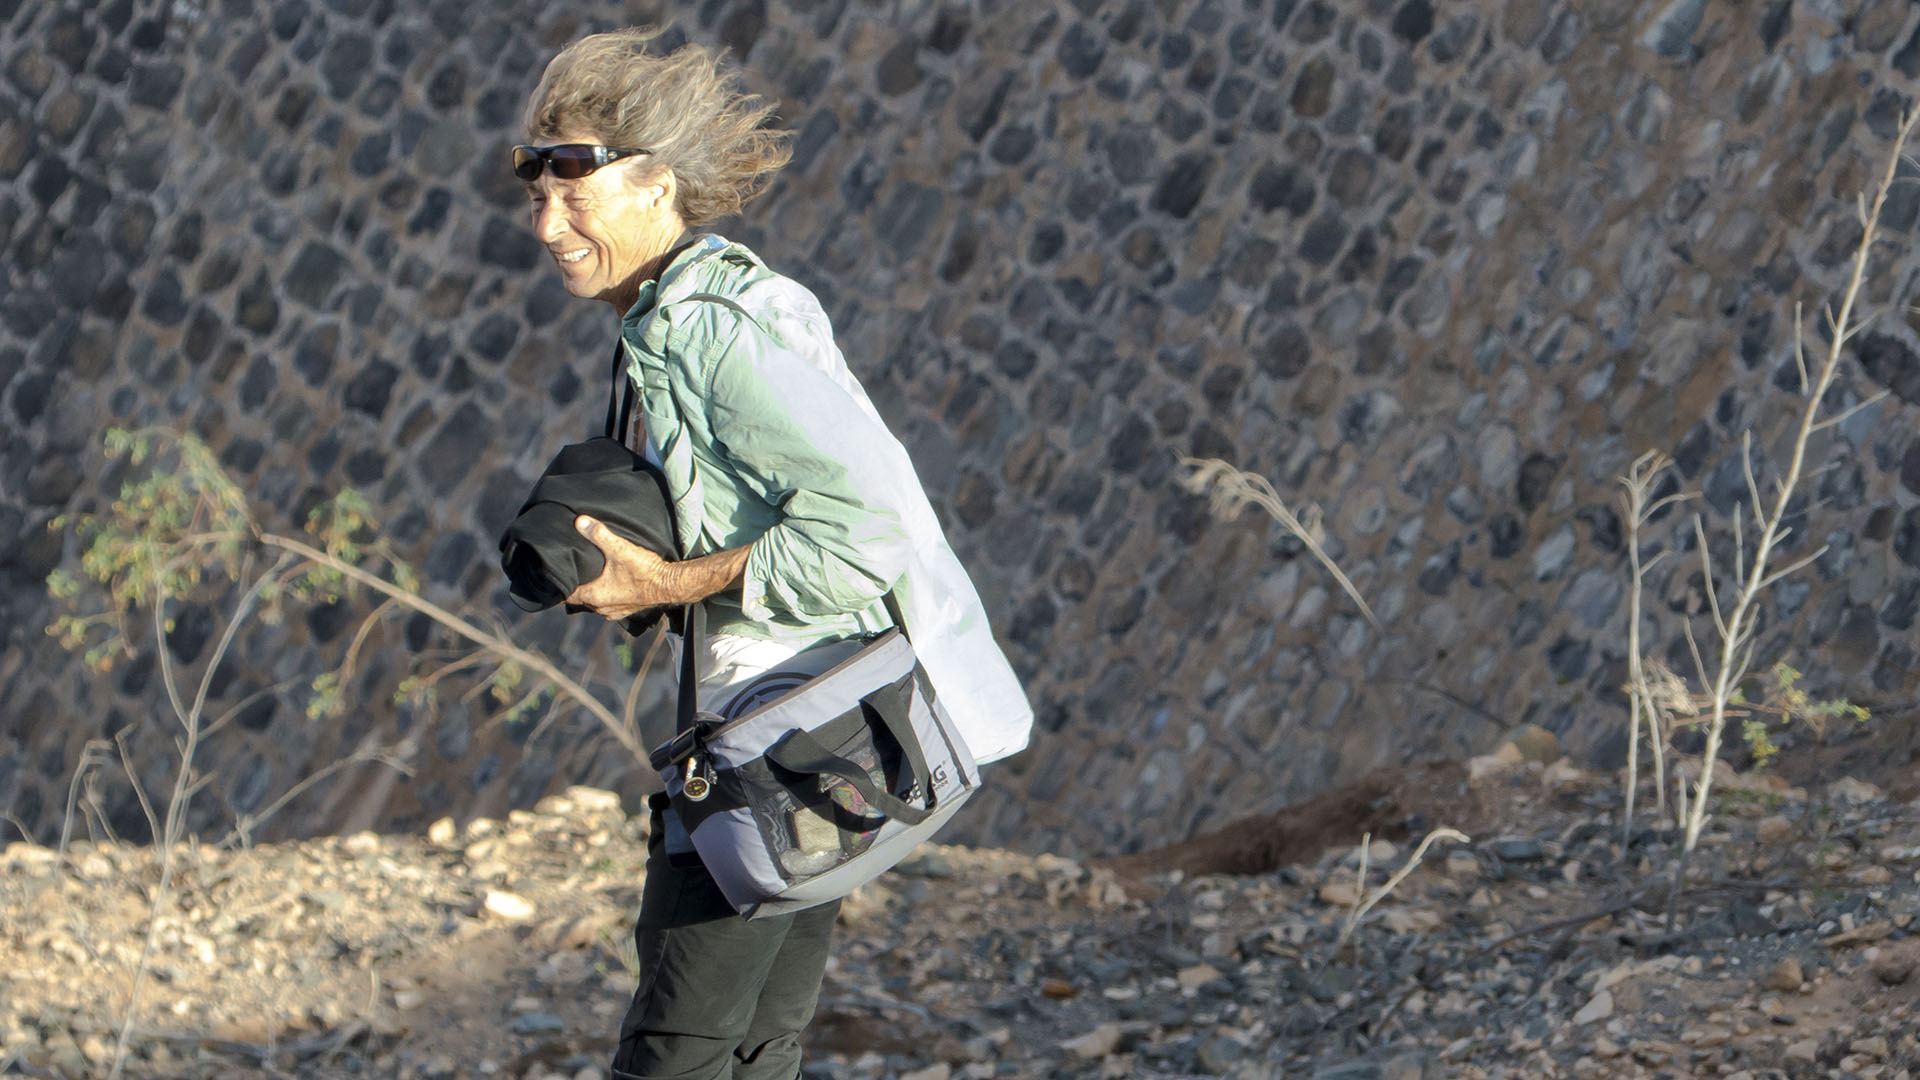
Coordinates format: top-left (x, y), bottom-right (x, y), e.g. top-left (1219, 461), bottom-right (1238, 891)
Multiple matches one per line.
top-left (525, 134), bottom-right (687, 314)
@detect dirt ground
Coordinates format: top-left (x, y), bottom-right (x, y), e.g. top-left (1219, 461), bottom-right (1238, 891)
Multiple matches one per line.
top-left (4, 743), bottom-right (1919, 1080)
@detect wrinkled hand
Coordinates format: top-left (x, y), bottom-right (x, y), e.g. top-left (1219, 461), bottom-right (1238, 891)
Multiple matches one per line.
top-left (567, 515), bottom-right (675, 620)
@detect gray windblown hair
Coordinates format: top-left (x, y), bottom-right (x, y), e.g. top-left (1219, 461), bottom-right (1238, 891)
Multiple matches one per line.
top-left (524, 27), bottom-right (792, 225)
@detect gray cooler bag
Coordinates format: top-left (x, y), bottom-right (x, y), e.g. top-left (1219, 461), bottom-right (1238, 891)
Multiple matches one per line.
top-left (648, 605), bottom-right (979, 919)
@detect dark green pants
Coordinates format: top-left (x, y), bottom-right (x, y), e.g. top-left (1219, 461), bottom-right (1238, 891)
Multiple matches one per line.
top-left (610, 795), bottom-right (841, 1080)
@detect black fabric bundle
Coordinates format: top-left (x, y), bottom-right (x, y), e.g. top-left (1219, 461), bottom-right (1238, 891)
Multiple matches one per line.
top-left (498, 341), bottom-right (681, 636)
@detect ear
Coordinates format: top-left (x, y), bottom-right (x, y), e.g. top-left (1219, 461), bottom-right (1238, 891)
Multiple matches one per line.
top-left (649, 168), bottom-right (677, 211)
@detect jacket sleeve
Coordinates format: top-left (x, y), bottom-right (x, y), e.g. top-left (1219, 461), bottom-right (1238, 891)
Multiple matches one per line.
top-left (692, 304), bottom-right (911, 622)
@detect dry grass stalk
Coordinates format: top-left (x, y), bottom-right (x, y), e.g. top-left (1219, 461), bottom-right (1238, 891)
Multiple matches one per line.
top-left (1336, 827), bottom-right (1471, 949)
top-left (1179, 457), bottom-right (1378, 626)
top-left (1616, 451), bottom-right (1688, 849)
top-left (1665, 109), bottom-right (1917, 927)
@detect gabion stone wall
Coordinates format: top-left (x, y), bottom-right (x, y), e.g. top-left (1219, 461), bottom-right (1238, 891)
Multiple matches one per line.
top-left (4, 0), bottom-right (1920, 856)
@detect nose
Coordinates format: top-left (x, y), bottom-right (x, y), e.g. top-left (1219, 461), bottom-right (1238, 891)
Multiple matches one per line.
top-left (534, 197), bottom-right (568, 246)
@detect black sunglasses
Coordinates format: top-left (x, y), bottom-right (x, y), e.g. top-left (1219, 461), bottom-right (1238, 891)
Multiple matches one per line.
top-left (511, 143), bottom-right (652, 181)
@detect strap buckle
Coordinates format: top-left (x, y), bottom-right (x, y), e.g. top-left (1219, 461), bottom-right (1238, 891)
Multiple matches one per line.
top-left (647, 712), bottom-right (725, 772)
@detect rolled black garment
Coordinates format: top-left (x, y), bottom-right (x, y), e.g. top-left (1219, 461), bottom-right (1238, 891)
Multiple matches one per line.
top-left (498, 435), bottom-right (681, 635)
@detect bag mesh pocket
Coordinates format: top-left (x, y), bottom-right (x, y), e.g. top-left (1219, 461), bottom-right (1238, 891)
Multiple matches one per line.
top-left (733, 705), bottom-right (912, 882)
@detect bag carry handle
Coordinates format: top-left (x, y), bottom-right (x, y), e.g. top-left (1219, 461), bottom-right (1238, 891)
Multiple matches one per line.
top-left (763, 714), bottom-right (932, 827)
top-left (857, 673), bottom-right (938, 811)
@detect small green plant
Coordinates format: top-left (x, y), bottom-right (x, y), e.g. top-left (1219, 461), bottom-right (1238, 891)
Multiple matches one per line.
top-left (1740, 717), bottom-right (1778, 771)
top-left (1737, 663), bottom-right (1870, 770)
top-left (1710, 785), bottom-right (1788, 817)
top-left (1634, 659), bottom-right (1869, 773)
top-left (45, 427), bottom-right (661, 1078)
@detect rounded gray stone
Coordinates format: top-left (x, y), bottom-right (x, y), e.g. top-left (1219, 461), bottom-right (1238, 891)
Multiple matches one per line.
top-left (1290, 55), bottom-right (1335, 116)
top-left (1532, 524), bottom-right (1576, 581)
top-left (1561, 568), bottom-right (1624, 628)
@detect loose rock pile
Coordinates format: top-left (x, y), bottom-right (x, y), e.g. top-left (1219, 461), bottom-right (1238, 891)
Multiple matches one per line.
top-left (3, 762), bottom-right (1918, 1080)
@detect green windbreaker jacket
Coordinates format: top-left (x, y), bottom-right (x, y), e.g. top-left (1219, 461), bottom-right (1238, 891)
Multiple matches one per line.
top-left (618, 234), bottom-right (1032, 765)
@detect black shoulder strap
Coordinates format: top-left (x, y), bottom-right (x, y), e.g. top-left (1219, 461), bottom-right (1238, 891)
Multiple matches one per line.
top-left (676, 601), bottom-right (703, 736)
top-left (604, 338), bottom-right (636, 444)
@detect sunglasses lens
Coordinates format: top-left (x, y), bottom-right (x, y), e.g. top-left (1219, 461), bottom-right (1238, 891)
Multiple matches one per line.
top-left (511, 146), bottom-right (542, 181)
top-left (545, 145), bottom-right (599, 180)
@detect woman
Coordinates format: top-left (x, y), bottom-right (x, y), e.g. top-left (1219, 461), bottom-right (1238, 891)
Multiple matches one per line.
top-left (515, 28), bottom-right (1032, 1080)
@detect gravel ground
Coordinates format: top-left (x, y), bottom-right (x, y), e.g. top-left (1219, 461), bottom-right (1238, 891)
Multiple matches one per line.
top-left (3, 757), bottom-right (1919, 1080)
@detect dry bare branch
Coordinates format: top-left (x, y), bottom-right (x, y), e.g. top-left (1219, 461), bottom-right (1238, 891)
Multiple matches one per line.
top-left (1732, 511), bottom-right (1748, 589)
top-left (221, 743), bottom-right (416, 851)
top-left (1740, 431), bottom-right (1762, 528)
top-left (1792, 305), bottom-right (1809, 395)
top-left (624, 629), bottom-right (670, 746)
top-left (1690, 516), bottom-right (1729, 640)
top-left (1681, 620), bottom-right (1710, 705)
top-left (335, 597), bottom-right (401, 699)
top-left (254, 531), bottom-right (636, 760)
top-left (1666, 107), bottom-right (1920, 930)
top-left (111, 730), bottom-right (161, 845)
top-left (1808, 389), bottom-right (1890, 432)
top-left (1617, 451), bottom-right (1675, 842)
top-left (1756, 547), bottom-right (1829, 592)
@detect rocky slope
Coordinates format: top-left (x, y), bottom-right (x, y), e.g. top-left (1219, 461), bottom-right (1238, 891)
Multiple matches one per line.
top-left (3, 753), bottom-right (1919, 1080)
